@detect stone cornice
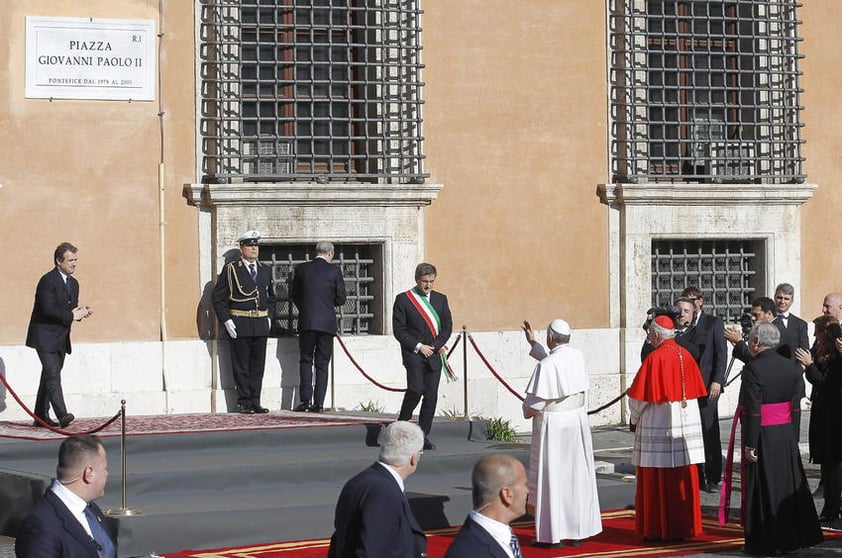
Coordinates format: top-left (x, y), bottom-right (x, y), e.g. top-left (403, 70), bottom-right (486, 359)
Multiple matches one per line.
top-left (184, 183), bottom-right (444, 208)
top-left (597, 182), bottom-right (817, 207)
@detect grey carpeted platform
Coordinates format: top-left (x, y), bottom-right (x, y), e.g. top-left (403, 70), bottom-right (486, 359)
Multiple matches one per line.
top-left (0, 417), bottom-right (635, 557)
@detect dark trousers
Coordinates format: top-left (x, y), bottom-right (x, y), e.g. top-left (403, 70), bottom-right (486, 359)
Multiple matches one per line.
top-left (230, 335), bottom-right (267, 408)
top-left (820, 462), bottom-right (841, 519)
top-left (34, 350), bottom-right (69, 419)
top-left (298, 330), bottom-right (334, 406)
top-left (397, 358), bottom-right (442, 436)
top-left (697, 396), bottom-right (722, 484)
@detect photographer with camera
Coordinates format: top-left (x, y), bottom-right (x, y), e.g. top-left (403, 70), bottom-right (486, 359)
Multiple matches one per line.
top-left (641, 302), bottom-right (700, 363)
top-left (725, 297), bottom-right (777, 363)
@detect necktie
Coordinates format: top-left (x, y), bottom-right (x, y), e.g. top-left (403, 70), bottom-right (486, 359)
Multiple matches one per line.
top-left (84, 505), bottom-right (116, 558)
top-left (249, 263), bottom-right (257, 281)
top-left (509, 531), bottom-right (523, 558)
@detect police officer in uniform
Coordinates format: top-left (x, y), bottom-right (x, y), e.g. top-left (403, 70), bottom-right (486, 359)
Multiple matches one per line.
top-left (212, 230), bottom-right (276, 414)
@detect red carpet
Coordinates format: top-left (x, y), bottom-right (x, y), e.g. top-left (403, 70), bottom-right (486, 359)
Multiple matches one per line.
top-left (165, 509), bottom-right (842, 557)
top-left (0, 410), bottom-right (389, 441)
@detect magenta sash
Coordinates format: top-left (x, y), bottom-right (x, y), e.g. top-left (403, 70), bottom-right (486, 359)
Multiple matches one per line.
top-left (718, 402), bottom-right (792, 525)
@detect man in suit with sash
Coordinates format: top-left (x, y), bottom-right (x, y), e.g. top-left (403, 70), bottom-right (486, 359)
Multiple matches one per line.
top-left (393, 262), bottom-right (453, 450)
top-left (27, 242), bottom-right (93, 428)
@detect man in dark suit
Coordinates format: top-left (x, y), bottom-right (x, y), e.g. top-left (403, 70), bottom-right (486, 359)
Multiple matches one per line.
top-left (15, 435), bottom-right (116, 558)
top-left (212, 230), bottom-right (276, 414)
top-left (290, 241), bottom-right (346, 413)
top-left (445, 454), bottom-right (528, 558)
top-left (773, 283), bottom-right (810, 360)
top-left (328, 421), bottom-right (427, 558)
top-left (682, 287), bottom-right (728, 492)
top-left (726, 297), bottom-right (779, 363)
top-left (27, 242), bottom-right (93, 428)
top-left (393, 262), bottom-right (453, 450)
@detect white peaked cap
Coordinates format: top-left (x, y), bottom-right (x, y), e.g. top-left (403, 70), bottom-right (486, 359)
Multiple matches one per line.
top-left (549, 319), bottom-right (571, 336)
top-left (237, 229), bottom-right (261, 243)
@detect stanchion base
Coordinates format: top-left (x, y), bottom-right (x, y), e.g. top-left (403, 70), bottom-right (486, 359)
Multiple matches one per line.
top-left (106, 507), bottom-right (144, 517)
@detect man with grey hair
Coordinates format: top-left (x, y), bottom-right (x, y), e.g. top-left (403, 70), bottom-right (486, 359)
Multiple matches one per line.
top-left (445, 454), bottom-right (528, 558)
top-left (328, 421), bottom-right (427, 558)
top-left (732, 321), bottom-right (822, 555)
top-left (291, 241), bottom-right (347, 412)
top-left (773, 283), bottom-right (809, 361)
top-left (521, 319), bottom-right (601, 547)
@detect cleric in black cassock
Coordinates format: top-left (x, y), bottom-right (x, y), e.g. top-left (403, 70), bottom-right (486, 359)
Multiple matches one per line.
top-left (737, 322), bottom-right (822, 556)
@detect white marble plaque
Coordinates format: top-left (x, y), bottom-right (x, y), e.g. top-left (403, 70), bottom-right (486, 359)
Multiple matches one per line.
top-left (25, 16), bottom-right (155, 101)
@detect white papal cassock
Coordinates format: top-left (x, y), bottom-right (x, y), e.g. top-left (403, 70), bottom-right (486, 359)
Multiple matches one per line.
top-left (523, 343), bottom-right (603, 543)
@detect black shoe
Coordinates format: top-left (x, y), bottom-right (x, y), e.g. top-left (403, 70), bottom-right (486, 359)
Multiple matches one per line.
top-left (293, 402), bottom-right (310, 412)
top-left (531, 541), bottom-right (564, 549)
top-left (58, 414), bottom-right (75, 428)
top-left (568, 540), bottom-right (583, 547)
top-left (253, 406), bottom-right (270, 414)
top-left (308, 405), bottom-right (323, 413)
top-left (33, 417), bottom-right (59, 428)
top-left (423, 438), bottom-right (436, 451)
top-left (237, 405), bottom-right (255, 414)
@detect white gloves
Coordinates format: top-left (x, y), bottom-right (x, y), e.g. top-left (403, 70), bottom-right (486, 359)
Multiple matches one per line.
top-left (224, 319), bottom-right (237, 339)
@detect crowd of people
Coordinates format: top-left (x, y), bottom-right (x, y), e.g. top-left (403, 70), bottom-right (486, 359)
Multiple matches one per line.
top-left (18, 237), bottom-right (842, 556)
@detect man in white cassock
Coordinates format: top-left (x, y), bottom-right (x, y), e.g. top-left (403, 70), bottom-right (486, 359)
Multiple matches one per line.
top-left (521, 319), bottom-right (602, 548)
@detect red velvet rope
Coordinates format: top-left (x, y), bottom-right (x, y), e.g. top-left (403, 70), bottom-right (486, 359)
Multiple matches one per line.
top-left (467, 334), bottom-right (525, 401)
top-left (0, 370), bottom-right (122, 436)
top-left (335, 335), bottom-right (407, 392)
top-left (466, 333), bottom-right (628, 415)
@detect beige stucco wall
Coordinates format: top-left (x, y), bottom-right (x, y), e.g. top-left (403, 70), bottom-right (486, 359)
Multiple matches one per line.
top-left (798, 0), bottom-right (842, 316)
top-left (421, 1), bottom-right (610, 332)
top-left (0, 0), bottom-right (198, 346)
top-left (0, 0), bottom-right (838, 423)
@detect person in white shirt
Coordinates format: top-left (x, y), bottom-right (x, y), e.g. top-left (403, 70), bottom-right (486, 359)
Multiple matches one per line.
top-left (521, 319), bottom-right (602, 548)
top-left (16, 434), bottom-right (116, 558)
top-left (445, 454), bottom-right (528, 558)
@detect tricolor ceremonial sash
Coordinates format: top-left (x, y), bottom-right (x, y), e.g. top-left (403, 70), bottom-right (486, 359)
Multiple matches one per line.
top-left (405, 288), bottom-right (457, 382)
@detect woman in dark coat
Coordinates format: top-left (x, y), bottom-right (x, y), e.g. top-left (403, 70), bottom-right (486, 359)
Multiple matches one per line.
top-left (797, 314), bottom-right (842, 521)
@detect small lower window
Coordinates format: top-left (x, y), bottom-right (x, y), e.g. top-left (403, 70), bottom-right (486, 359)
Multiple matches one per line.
top-left (651, 239), bottom-right (765, 322)
top-left (261, 243), bottom-right (383, 335)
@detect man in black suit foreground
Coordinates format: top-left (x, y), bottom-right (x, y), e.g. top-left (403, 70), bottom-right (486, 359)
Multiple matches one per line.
top-left (328, 421), bottom-right (427, 558)
top-left (212, 229), bottom-right (276, 414)
top-left (291, 241), bottom-right (346, 412)
top-left (446, 454), bottom-right (528, 558)
top-left (27, 242), bottom-right (93, 428)
top-left (394, 262), bottom-right (453, 450)
top-left (16, 435), bottom-right (116, 558)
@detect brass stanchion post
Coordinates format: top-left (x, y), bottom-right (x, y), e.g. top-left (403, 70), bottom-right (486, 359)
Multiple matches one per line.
top-left (107, 400), bottom-right (143, 517)
top-left (462, 325), bottom-right (468, 419)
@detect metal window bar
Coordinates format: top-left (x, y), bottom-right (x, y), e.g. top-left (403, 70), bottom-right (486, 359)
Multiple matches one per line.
top-left (262, 243), bottom-right (378, 335)
top-left (609, 0), bottom-right (805, 184)
top-left (200, 0), bottom-right (427, 184)
top-left (651, 240), bottom-right (757, 323)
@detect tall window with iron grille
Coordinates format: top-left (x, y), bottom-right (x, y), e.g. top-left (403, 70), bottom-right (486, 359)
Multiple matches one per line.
top-left (199, 0), bottom-right (427, 184)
